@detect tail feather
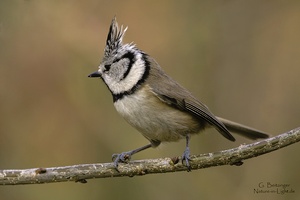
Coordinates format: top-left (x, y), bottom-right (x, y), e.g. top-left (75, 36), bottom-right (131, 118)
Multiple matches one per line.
top-left (217, 117), bottom-right (269, 140)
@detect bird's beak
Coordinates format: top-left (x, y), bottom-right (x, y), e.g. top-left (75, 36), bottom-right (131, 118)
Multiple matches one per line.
top-left (88, 71), bottom-right (101, 78)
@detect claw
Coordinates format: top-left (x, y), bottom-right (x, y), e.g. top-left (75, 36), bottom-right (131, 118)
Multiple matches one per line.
top-left (182, 146), bottom-right (192, 171)
top-left (181, 135), bottom-right (192, 171)
top-left (110, 144), bottom-right (153, 171)
top-left (112, 151), bottom-right (132, 170)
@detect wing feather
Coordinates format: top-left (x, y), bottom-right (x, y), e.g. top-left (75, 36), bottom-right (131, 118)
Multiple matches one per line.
top-left (146, 55), bottom-right (235, 141)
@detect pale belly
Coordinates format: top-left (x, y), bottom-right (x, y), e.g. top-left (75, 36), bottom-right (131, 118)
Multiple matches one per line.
top-left (114, 86), bottom-right (203, 143)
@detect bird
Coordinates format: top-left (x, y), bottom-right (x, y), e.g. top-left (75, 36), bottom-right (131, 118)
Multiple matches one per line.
top-left (88, 17), bottom-right (269, 171)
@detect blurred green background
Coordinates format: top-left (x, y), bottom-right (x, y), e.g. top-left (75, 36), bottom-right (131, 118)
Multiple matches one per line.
top-left (0, 1), bottom-right (299, 200)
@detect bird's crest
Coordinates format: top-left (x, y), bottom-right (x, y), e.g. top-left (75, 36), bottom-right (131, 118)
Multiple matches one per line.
top-left (104, 17), bottom-right (128, 57)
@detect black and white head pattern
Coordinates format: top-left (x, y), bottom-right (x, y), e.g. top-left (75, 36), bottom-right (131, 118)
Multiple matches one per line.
top-left (98, 17), bottom-right (150, 102)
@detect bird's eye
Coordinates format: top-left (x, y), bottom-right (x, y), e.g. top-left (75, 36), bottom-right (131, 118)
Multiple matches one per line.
top-left (104, 64), bottom-right (111, 72)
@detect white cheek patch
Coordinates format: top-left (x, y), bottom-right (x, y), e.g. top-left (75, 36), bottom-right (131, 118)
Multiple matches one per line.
top-left (106, 53), bottom-right (146, 95)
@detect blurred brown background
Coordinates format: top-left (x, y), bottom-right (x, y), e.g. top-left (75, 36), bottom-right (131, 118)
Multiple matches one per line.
top-left (0, 1), bottom-right (299, 200)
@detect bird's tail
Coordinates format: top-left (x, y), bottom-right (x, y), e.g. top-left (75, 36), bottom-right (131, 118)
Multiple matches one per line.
top-left (217, 117), bottom-right (269, 140)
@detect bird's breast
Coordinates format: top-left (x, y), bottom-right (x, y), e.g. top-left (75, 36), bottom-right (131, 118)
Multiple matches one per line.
top-left (113, 84), bottom-right (202, 142)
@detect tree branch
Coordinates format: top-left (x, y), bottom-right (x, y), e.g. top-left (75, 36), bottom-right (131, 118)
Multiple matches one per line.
top-left (1, 127), bottom-right (299, 185)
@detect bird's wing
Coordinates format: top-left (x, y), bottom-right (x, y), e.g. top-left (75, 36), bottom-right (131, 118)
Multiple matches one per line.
top-left (147, 64), bottom-right (235, 141)
top-left (152, 91), bottom-right (235, 142)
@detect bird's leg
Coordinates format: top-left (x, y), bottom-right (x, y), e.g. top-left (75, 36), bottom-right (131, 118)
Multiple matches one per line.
top-left (182, 134), bottom-right (192, 171)
top-left (112, 143), bottom-right (152, 170)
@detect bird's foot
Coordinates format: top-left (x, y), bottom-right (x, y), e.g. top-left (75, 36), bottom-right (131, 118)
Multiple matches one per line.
top-left (182, 147), bottom-right (192, 172)
top-left (112, 151), bottom-right (133, 170)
